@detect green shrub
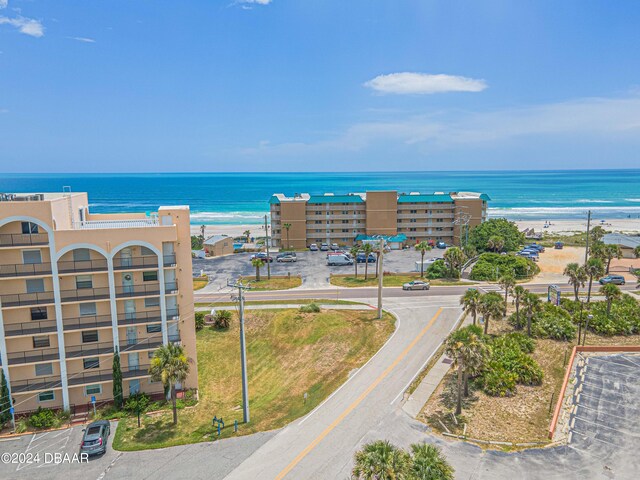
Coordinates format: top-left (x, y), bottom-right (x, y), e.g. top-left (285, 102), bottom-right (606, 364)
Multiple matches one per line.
top-left (299, 303), bottom-right (321, 313)
top-left (28, 407), bottom-right (56, 429)
top-left (535, 304), bottom-right (576, 340)
top-left (468, 218), bottom-right (524, 253)
top-left (213, 310), bottom-right (232, 329)
top-left (195, 311), bottom-right (205, 331)
top-left (501, 332), bottom-right (535, 353)
top-left (469, 253), bottom-right (539, 281)
top-left (15, 419), bottom-right (28, 433)
top-left (482, 364), bottom-right (518, 397)
top-left (426, 259), bottom-right (449, 279)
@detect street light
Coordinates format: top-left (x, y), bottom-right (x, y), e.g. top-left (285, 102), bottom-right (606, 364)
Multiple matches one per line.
top-left (582, 314), bottom-right (593, 346)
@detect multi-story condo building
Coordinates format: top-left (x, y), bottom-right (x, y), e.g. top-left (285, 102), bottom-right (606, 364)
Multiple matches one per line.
top-left (0, 192), bottom-right (197, 414)
top-left (269, 190), bottom-right (489, 249)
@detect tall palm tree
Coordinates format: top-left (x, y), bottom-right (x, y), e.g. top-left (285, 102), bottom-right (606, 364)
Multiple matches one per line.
top-left (564, 263), bottom-right (587, 301)
top-left (283, 223), bottom-right (292, 249)
top-left (634, 245), bottom-right (640, 259)
top-left (415, 241), bottom-right (432, 278)
top-left (487, 235), bottom-right (505, 253)
top-left (512, 285), bottom-right (526, 328)
top-left (149, 343), bottom-right (190, 425)
top-left (603, 244), bottom-right (622, 274)
top-left (584, 257), bottom-right (605, 303)
top-left (600, 283), bottom-right (622, 316)
top-left (350, 245), bottom-right (361, 278)
top-left (460, 288), bottom-right (481, 325)
top-left (362, 243), bottom-right (374, 280)
top-left (352, 440), bottom-right (410, 480)
top-left (479, 292), bottom-right (505, 335)
top-left (443, 247), bottom-right (466, 279)
top-left (409, 443), bottom-right (455, 480)
top-left (243, 229), bottom-right (251, 243)
top-left (251, 258), bottom-right (265, 282)
top-left (498, 273), bottom-right (516, 317)
top-left (522, 292), bottom-right (541, 337)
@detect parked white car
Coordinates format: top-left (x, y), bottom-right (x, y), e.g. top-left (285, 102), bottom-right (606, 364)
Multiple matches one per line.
top-left (327, 254), bottom-right (353, 266)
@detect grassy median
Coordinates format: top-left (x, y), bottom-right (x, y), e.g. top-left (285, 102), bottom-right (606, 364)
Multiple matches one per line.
top-left (239, 274), bottom-right (302, 290)
top-left (192, 276), bottom-right (209, 291)
top-left (113, 307), bottom-right (395, 450)
top-left (330, 273), bottom-right (474, 287)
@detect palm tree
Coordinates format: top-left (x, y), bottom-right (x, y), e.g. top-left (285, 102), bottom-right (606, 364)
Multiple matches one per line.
top-left (479, 292), bottom-right (504, 335)
top-left (149, 343), bottom-right (190, 425)
top-left (512, 285), bottom-right (526, 328)
top-left (600, 283), bottom-right (622, 316)
top-left (564, 263), bottom-right (587, 301)
top-left (352, 440), bottom-right (410, 480)
top-left (350, 245), bottom-right (361, 278)
top-left (283, 223), bottom-right (292, 249)
top-left (635, 245), bottom-right (640, 258)
top-left (251, 258), bottom-right (265, 282)
top-left (443, 247), bottom-right (466, 279)
top-left (243, 229), bottom-right (251, 243)
top-left (415, 241), bottom-right (432, 278)
top-left (603, 244), bottom-right (622, 274)
top-left (498, 273), bottom-right (516, 316)
top-left (362, 243), bottom-right (374, 280)
top-left (409, 443), bottom-right (454, 480)
top-left (487, 235), bottom-right (505, 253)
top-left (460, 288), bottom-right (481, 325)
top-left (584, 257), bottom-right (605, 303)
top-left (522, 292), bottom-right (541, 337)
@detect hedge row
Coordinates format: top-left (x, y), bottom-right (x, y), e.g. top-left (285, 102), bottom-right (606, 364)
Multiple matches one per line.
top-left (469, 253), bottom-right (539, 281)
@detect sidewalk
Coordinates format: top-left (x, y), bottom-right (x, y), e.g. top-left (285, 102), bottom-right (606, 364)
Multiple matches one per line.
top-left (195, 303), bottom-right (375, 312)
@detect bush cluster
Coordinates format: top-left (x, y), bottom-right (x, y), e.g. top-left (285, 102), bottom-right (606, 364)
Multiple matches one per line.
top-left (469, 253), bottom-right (539, 281)
top-left (195, 311), bottom-right (205, 331)
top-left (509, 303), bottom-right (576, 341)
top-left (425, 259), bottom-right (449, 279)
top-left (468, 218), bottom-right (524, 253)
top-left (559, 295), bottom-right (640, 336)
top-left (27, 407), bottom-right (69, 429)
top-left (299, 303), bottom-right (321, 313)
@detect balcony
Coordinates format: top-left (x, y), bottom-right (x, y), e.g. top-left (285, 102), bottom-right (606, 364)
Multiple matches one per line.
top-left (7, 347), bottom-right (60, 365)
top-left (113, 254), bottom-right (176, 271)
top-left (66, 341), bottom-right (115, 358)
top-left (58, 259), bottom-right (108, 274)
top-left (119, 338), bottom-right (164, 353)
top-left (11, 375), bottom-right (62, 393)
top-left (0, 291), bottom-right (55, 307)
top-left (67, 365), bottom-right (151, 387)
top-left (0, 233), bottom-right (48, 248)
top-left (63, 314), bottom-right (113, 331)
top-left (115, 281), bottom-right (178, 299)
top-left (0, 262), bottom-right (53, 278)
top-left (72, 218), bottom-right (159, 230)
top-left (117, 308), bottom-right (178, 326)
top-left (4, 319), bottom-right (58, 337)
top-left (60, 287), bottom-right (110, 303)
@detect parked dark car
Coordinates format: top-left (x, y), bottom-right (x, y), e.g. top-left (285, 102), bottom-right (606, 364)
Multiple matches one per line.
top-left (80, 420), bottom-right (110, 456)
top-left (436, 241), bottom-right (447, 249)
top-left (356, 253), bottom-right (377, 263)
top-left (599, 275), bottom-right (625, 285)
top-left (525, 244), bottom-right (545, 252)
top-left (250, 253), bottom-right (273, 263)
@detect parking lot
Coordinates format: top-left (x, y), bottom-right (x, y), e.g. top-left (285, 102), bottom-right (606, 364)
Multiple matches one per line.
top-left (192, 247), bottom-right (447, 290)
top-left (568, 353), bottom-right (640, 477)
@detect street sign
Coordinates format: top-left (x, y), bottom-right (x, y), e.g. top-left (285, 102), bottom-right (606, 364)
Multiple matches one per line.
top-left (548, 285), bottom-right (561, 306)
top-left (9, 407), bottom-right (14, 415)
top-left (91, 396), bottom-right (96, 403)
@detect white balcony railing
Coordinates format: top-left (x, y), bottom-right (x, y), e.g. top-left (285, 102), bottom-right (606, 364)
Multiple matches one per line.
top-left (73, 218), bottom-right (160, 230)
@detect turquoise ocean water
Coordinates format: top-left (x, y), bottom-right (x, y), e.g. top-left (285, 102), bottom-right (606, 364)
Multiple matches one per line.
top-left (1, 171), bottom-right (639, 225)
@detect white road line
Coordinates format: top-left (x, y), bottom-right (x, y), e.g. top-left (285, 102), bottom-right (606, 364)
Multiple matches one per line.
top-left (96, 452), bottom-right (123, 480)
top-left (298, 308), bottom-right (403, 426)
top-left (574, 414), bottom-right (639, 437)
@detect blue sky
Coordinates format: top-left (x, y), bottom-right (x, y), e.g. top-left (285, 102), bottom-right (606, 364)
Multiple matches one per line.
top-left (1, 0), bottom-right (640, 172)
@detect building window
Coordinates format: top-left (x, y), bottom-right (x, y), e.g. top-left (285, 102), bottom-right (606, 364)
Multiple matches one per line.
top-left (148, 351), bottom-right (155, 359)
top-left (436, 219), bottom-right (443, 223)
top-left (38, 391), bottom-right (55, 402)
top-left (30, 307), bottom-right (48, 321)
top-left (22, 250), bottom-right (42, 265)
top-left (146, 324), bottom-right (162, 333)
top-left (79, 302), bottom-right (97, 316)
top-left (143, 271), bottom-right (158, 282)
top-left (82, 330), bottom-right (99, 343)
top-left (129, 379), bottom-right (140, 395)
top-left (410, 209), bottom-right (417, 214)
top-left (21, 222), bottom-right (39, 234)
top-left (33, 335), bottom-right (50, 348)
top-left (410, 219), bottom-right (417, 223)
top-left (410, 228), bottom-right (417, 232)
top-left (73, 249), bottom-right (91, 262)
top-left (35, 363), bottom-right (53, 376)
top-left (145, 297), bottom-right (160, 308)
top-left (26, 278), bottom-right (45, 294)
top-left (85, 384), bottom-right (102, 396)
top-left (342, 220), bottom-right (348, 224)
top-left (76, 275), bottom-right (93, 289)
top-left (141, 246), bottom-right (155, 256)
top-left (83, 357), bottom-right (100, 369)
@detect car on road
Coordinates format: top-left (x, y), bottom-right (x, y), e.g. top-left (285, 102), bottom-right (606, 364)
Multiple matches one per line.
top-left (525, 244), bottom-right (545, 252)
top-left (402, 280), bottom-right (430, 290)
top-left (327, 253), bottom-right (353, 266)
top-left (330, 243), bottom-right (340, 251)
top-left (80, 420), bottom-right (110, 456)
top-left (277, 254), bottom-right (296, 262)
top-left (436, 241), bottom-right (447, 249)
top-left (320, 243), bottom-right (329, 251)
top-left (309, 243), bottom-right (318, 251)
top-left (599, 275), bottom-right (626, 285)
top-left (277, 252), bottom-right (296, 259)
top-left (356, 253), bottom-right (377, 263)
top-left (250, 253), bottom-right (273, 263)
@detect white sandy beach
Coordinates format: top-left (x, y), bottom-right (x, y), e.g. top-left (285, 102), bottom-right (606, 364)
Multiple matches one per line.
top-left (190, 224), bottom-right (267, 239)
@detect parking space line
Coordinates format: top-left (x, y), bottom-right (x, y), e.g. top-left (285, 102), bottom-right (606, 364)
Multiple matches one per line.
top-left (574, 414), bottom-right (639, 438)
top-left (585, 368), bottom-right (640, 381)
top-left (589, 356), bottom-right (640, 370)
top-left (575, 402), bottom-right (637, 421)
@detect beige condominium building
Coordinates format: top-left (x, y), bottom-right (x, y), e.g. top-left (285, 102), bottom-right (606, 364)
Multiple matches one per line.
top-left (0, 192), bottom-right (197, 415)
top-left (269, 191), bottom-right (489, 249)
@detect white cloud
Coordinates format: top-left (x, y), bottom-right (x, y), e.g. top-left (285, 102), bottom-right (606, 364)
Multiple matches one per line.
top-left (233, 0), bottom-right (272, 8)
top-left (364, 72), bottom-right (487, 95)
top-left (0, 15), bottom-right (44, 37)
top-left (0, 1), bottom-right (8, 10)
top-left (68, 36), bottom-right (95, 43)
top-left (239, 94), bottom-right (640, 156)
top-left (0, 108), bottom-right (8, 114)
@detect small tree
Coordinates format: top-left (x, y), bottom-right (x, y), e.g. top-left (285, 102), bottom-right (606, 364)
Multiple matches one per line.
top-left (283, 223), bottom-right (292, 249)
top-left (512, 285), bottom-right (526, 328)
top-left (584, 257), bottom-right (605, 303)
top-left (487, 235), bottom-right (505, 253)
top-left (498, 273), bottom-right (516, 316)
top-left (409, 443), bottom-right (454, 480)
top-left (443, 247), bottom-right (466, 279)
top-left (125, 393), bottom-right (150, 428)
top-left (522, 292), bottom-right (541, 337)
top-left (479, 292), bottom-right (505, 335)
top-left (634, 245), bottom-right (640, 258)
top-left (195, 311), bottom-right (205, 331)
top-left (213, 309), bottom-right (232, 329)
top-left (564, 263), bottom-right (587, 301)
top-left (602, 244), bottom-right (622, 274)
top-left (600, 284), bottom-right (622, 316)
top-left (352, 440), bottom-right (410, 479)
top-left (350, 245), bottom-right (360, 278)
top-left (149, 343), bottom-right (190, 425)
top-left (0, 369), bottom-right (11, 427)
top-left (362, 243), bottom-right (374, 280)
top-left (415, 241), bottom-right (432, 278)
top-left (251, 258), bottom-right (265, 282)
top-left (113, 348), bottom-right (124, 410)
top-left (460, 288), bottom-right (480, 325)
top-left (243, 229), bottom-right (251, 243)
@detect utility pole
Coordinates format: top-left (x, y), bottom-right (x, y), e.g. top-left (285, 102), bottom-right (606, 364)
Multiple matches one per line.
top-left (227, 279), bottom-right (251, 423)
top-left (377, 239), bottom-right (384, 319)
top-left (264, 214), bottom-right (271, 279)
top-left (584, 210), bottom-right (591, 263)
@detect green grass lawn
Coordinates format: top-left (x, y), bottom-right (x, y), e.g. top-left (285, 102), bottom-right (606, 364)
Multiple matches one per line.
top-left (239, 275), bottom-right (302, 290)
top-left (195, 299), bottom-right (362, 307)
top-left (192, 277), bottom-right (209, 291)
top-left (330, 273), bottom-right (475, 287)
top-left (113, 308), bottom-right (395, 451)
